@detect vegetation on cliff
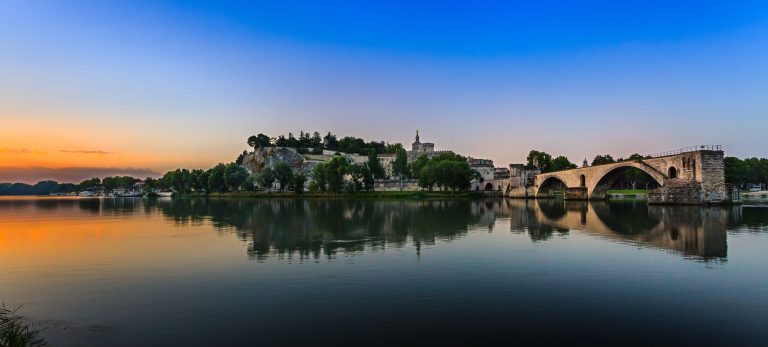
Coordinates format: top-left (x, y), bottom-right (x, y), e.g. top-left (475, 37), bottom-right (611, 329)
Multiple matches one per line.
top-left (246, 131), bottom-right (403, 156)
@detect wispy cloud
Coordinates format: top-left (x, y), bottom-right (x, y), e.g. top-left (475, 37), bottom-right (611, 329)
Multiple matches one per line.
top-left (57, 149), bottom-right (112, 154)
top-left (0, 167), bottom-right (160, 184)
top-left (0, 147), bottom-right (32, 154)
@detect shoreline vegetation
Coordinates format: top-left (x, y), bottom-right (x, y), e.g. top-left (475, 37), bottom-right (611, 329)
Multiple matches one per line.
top-left (0, 302), bottom-right (45, 347)
top-left (174, 190), bottom-right (489, 199)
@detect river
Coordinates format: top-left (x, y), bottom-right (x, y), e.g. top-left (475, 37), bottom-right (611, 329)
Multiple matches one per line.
top-left (1, 197), bottom-right (767, 346)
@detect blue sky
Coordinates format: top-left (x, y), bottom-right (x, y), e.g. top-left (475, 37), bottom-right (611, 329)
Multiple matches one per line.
top-left (1, 1), bottom-right (767, 181)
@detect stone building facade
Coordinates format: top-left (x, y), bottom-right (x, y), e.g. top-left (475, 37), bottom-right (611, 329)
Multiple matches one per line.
top-left (468, 157), bottom-right (495, 182)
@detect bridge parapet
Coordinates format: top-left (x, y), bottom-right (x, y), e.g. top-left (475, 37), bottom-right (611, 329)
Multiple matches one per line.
top-left (646, 145), bottom-right (721, 158)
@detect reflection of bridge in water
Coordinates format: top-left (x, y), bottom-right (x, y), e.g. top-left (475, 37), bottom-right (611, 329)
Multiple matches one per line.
top-left (143, 198), bottom-right (733, 261)
top-left (506, 199), bottom-right (729, 260)
top-left (7, 197), bottom-right (749, 262)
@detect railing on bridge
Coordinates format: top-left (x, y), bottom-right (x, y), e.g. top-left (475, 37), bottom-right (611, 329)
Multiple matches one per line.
top-left (646, 145), bottom-right (722, 158)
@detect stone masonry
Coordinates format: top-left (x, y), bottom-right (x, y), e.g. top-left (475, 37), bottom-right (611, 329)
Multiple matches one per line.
top-left (530, 149), bottom-right (730, 204)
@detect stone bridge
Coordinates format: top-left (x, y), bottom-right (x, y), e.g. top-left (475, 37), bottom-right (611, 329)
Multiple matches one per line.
top-left (530, 147), bottom-right (729, 204)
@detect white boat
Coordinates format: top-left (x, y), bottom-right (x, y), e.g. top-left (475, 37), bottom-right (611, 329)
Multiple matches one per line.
top-left (78, 191), bottom-right (95, 197)
top-left (156, 191), bottom-right (173, 197)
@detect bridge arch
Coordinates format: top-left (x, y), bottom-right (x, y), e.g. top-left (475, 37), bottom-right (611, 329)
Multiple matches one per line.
top-left (588, 163), bottom-right (664, 200)
top-left (536, 175), bottom-right (568, 198)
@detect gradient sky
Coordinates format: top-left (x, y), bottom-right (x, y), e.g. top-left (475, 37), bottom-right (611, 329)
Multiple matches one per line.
top-left (2, 1), bottom-right (767, 183)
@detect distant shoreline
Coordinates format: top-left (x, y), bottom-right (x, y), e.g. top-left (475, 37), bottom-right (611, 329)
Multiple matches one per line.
top-left (175, 191), bottom-right (491, 199)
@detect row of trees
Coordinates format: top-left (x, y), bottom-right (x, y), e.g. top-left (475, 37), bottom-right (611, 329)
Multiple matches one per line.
top-left (525, 150), bottom-right (578, 173)
top-left (153, 163), bottom-right (250, 194)
top-left (408, 152), bottom-right (478, 191)
top-left (0, 181), bottom-right (77, 195)
top-left (309, 150), bottom-right (388, 193)
top-left (724, 157), bottom-right (768, 187)
top-left (247, 132), bottom-right (403, 155)
top-left (248, 162), bottom-right (307, 193)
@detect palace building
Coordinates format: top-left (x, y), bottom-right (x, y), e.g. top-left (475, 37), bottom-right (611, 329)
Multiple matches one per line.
top-left (407, 130), bottom-right (452, 161)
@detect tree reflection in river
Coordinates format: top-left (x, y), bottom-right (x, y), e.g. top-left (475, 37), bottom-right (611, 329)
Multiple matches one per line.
top-left (7, 196), bottom-right (761, 261)
top-left (146, 197), bottom-right (743, 261)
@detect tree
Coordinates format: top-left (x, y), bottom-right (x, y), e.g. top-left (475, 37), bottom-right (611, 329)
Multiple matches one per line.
top-left (79, 177), bottom-right (101, 190)
top-left (367, 149), bottom-right (386, 180)
top-left (291, 173), bottom-right (307, 193)
top-left (176, 169), bottom-right (191, 193)
top-left (247, 133), bottom-right (272, 150)
top-left (385, 143), bottom-right (404, 154)
top-left (362, 166), bottom-right (374, 191)
top-left (311, 164), bottom-right (328, 192)
top-left (235, 150), bottom-right (248, 165)
top-left (285, 133), bottom-right (299, 148)
top-left (323, 132), bottom-right (339, 150)
top-left (207, 164), bottom-right (227, 192)
top-left (348, 164), bottom-right (367, 191)
top-left (592, 154), bottom-right (615, 166)
top-left (311, 132), bottom-right (323, 148)
top-left (244, 173), bottom-right (258, 191)
top-left (275, 135), bottom-right (289, 147)
top-left (550, 156), bottom-right (577, 172)
top-left (409, 155), bottom-right (430, 179)
top-left (224, 163), bottom-right (248, 192)
top-left (273, 162), bottom-right (294, 191)
top-left (256, 167), bottom-right (276, 191)
top-left (144, 177), bottom-right (157, 192)
top-left (526, 150), bottom-right (553, 172)
top-left (414, 154), bottom-right (473, 192)
top-left (190, 169), bottom-right (206, 192)
top-left (418, 161), bottom-right (436, 191)
top-left (161, 169), bottom-right (191, 193)
top-left (392, 148), bottom-right (410, 180)
top-left (102, 176), bottom-right (118, 191)
top-left (325, 156), bottom-right (349, 193)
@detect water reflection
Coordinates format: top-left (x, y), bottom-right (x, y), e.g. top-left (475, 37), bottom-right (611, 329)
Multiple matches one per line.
top-left (1, 197), bottom-right (762, 261)
top-left (521, 199), bottom-right (730, 260)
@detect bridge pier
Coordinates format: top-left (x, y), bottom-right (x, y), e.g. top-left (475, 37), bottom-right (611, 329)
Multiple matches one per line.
top-left (564, 187), bottom-right (588, 200)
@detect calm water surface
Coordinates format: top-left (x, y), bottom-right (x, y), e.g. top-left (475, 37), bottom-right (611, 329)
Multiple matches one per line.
top-left (1, 197), bottom-right (767, 346)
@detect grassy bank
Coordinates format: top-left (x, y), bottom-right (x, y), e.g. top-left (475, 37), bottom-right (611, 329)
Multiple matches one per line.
top-left (607, 189), bottom-right (650, 195)
top-left (1, 303), bottom-right (45, 347)
top-left (175, 190), bottom-right (489, 199)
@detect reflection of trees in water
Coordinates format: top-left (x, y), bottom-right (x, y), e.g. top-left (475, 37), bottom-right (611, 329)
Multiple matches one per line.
top-left (728, 206), bottom-right (768, 231)
top-left (12, 196), bottom-right (765, 261)
top-left (151, 199), bottom-right (485, 260)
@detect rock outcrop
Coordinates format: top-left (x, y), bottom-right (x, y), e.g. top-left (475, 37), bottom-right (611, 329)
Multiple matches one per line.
top-left (242, 147), bottom-right (304, 173)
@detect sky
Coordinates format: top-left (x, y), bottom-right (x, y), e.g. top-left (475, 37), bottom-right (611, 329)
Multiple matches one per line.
top-left (1, 0), bottom-right (767, 183)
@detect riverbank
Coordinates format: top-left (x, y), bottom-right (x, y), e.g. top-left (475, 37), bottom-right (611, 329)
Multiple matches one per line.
top-left (607, 189), bottom-right (649, 200)
top-left (175, 190), bottom-right (490, 199)
top-left (742, 191), bottom-right (768, 203)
